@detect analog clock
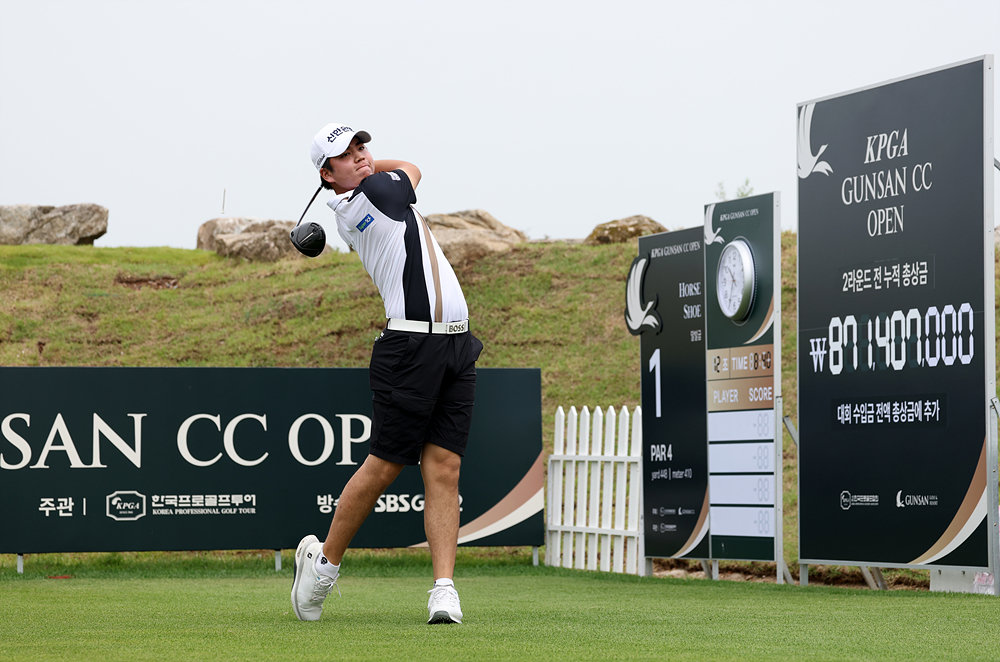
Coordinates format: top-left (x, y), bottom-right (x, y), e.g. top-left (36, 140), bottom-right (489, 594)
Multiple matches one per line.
top-left (716, 238), bottom-right (756, 322)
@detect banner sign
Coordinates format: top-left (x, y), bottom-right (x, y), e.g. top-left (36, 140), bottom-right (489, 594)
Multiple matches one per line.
top-left (628, 227), bottom-right (709, 558)
top-left (704, 193), bottom-right (782, 562)
top-left (0, 367), bottom-right (544, 553)
top-left (797, 57), bottom-right (995, 567)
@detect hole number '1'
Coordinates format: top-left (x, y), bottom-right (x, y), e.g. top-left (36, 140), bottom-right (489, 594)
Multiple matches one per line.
top-left (649, 348), bottom-right (662, 418)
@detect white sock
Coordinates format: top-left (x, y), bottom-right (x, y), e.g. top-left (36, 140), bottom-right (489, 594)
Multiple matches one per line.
top-left (314, 553), bottom-right (340, 578)
top-left (433, 578), bottom-right (454, 587)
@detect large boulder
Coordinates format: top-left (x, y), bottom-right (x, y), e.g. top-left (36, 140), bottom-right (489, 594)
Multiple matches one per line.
top-left (584, 215), bottom-right (666, 245)
top-left (0, 204), bottom-right (108, 245)
top-left (423, 209), bottom-right (527, 265)
top-left (209, 219), bottom-right (303, 262)
top-left (197, 217), bottom-right (256, 252)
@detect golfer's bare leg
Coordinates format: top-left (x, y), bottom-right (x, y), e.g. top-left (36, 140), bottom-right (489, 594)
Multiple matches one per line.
top-left (323, 454), bottom-right (404, 564)
top-left (420, 443), bottom-right (462, 579)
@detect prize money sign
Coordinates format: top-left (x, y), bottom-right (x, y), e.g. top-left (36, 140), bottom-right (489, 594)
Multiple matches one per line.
top-left (797, 57), bottom-right (995, 567)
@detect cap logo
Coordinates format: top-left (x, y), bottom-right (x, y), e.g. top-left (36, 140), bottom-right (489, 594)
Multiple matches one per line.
top-left (327, 126), bottom-right (352, 142)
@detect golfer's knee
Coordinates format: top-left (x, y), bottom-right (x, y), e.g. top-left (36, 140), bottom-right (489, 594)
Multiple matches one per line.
top-left (422, 452), bottom-right (460, 489)
top-left (362, 454), bottom-right (404, 486)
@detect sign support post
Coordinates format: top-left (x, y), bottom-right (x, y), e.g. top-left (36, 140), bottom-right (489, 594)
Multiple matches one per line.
top-left (988, 397), bottom-right (1000, 595)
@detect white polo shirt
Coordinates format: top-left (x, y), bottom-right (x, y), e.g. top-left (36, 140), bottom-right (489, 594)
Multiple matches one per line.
top-left (328, 170), bottom-right (468, 323)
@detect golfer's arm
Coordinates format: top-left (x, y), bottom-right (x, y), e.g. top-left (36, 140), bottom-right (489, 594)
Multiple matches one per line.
top-left (373, 159), bottom-right (421, 189)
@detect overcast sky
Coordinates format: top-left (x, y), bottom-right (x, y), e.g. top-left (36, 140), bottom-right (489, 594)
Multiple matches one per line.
top-left (1, 0), bottom-right (997, 250)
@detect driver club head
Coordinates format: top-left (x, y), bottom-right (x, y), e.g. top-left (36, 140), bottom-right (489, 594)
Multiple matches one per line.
top-left (290, 221), bottom-right (326, 258)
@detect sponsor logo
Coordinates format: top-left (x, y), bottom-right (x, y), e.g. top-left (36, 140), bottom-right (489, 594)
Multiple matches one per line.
top-left (106, 490), bottom-right (146, 521)
top-left (373, 493), bottom-right (464, 513)
top-left (356, 214), bottom-right (374, 232)
top-left (374, 493), bottom-right (425, 513)
top-left (150, 493), bottom-right (257, 516)
top-left (895, 490), bottom-right (938, 508)
top-left (388, 171), bottom-right (400, 181)
top-left (624, 256), bottom-right (660, 335)
top-left (839, 490), bottom-right (879, 511)
top-left (796, 102), bottom-right (832, 179)
top-left (326, 126), bottom-right (353, 143)
top-left (446, 321), bottom-right (468, 334)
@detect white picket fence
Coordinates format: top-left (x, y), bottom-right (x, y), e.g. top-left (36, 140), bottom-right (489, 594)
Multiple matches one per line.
top-left (545, 405), bottom-right (645, 575)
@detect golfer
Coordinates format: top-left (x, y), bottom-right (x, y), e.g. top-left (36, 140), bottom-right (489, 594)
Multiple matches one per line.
top-left (290, 122), bottom-right (482, 625)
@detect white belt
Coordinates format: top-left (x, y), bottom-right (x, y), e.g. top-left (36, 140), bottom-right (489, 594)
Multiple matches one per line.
top-left (386, 318), bottom-right (469, 335)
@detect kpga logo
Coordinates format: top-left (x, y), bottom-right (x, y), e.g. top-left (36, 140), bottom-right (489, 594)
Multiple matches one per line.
top-left (106, 490), bottom-right (146, 521)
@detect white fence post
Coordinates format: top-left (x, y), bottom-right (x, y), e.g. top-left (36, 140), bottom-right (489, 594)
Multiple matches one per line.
top-left (599, 407), bottom-right (617, 572)
top-left (627, 407), bottom-right (643, 575)
top-left (574, 407), bottom-right (590, 570)
top-left (561, 406), bottom-right (578, 569)
top-left (546, 405), bottom-right (644, 575)
top-left (586, 407), bottom-right (603, 570)
top-left (546, 406), bottom-right (566, 567)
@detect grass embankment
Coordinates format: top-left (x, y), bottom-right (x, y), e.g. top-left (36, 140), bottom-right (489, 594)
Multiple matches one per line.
top-left (0, 241), bottom-right (638, 436)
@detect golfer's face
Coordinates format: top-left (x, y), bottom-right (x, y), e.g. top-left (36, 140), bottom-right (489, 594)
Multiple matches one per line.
top-left (325, 137), bottom-right (374, 190)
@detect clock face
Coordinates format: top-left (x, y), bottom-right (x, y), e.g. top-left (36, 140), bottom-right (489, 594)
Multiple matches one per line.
top-left (716, 239), bottom-right (756, 321)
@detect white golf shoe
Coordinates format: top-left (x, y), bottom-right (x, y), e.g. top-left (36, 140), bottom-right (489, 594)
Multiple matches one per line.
top-left (427, 582), bottom-right (463, 624)
top-left (291, 534), bottom-right (338, 621)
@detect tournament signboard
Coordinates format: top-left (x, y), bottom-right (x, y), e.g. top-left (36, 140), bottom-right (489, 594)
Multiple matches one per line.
top-left (0, 367), bottom-right (544, 553)
top-left (703, 193), bottom-right (782, 563)
top-left (626, 228), bottom-right (709, 559)
top-left (797, 57), bottom-right (996, 569)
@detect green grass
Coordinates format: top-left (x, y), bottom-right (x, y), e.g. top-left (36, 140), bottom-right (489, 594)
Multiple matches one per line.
top-left (3, 555), bottom-right (1000, 662)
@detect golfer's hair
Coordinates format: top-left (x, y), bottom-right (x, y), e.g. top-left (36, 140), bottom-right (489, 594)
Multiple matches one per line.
top-left (319, 158), bottom-right (336, 190)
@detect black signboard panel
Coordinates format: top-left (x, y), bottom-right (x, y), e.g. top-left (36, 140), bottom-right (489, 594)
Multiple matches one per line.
top-left (629, 228), bottom-right (709, 558)
top-left (0, 367), bottom-right (544, 553)
top-left (797, 58), bottom-right (994, 567)
top-left (704, 193), bottom-right (780, 562)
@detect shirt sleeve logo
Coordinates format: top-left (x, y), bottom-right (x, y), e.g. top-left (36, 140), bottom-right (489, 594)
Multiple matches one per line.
top-left (356, 213), bottom-right (374, 232)
top-left (388, 171), bottom-right (400, 181)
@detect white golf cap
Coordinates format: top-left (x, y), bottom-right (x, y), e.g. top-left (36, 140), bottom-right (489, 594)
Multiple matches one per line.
top-left (310, 123), bottom-right (372, 171)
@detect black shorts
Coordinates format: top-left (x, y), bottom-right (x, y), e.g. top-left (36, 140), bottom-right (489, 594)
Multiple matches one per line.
top-left (368, 329), bottom-right (484, 465)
